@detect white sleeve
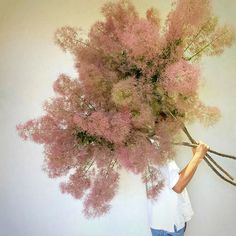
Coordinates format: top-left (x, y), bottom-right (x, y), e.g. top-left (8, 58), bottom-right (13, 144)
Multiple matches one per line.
top-left (167, 160), bottom-right (180, 189)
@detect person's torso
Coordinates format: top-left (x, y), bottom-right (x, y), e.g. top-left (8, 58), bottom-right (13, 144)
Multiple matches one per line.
top-left (146, 160), bottom-right (194, 232)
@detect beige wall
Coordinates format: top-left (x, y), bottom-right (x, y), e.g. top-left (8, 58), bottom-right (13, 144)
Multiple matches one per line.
top-left (0, 1), bottom-right (236, 235)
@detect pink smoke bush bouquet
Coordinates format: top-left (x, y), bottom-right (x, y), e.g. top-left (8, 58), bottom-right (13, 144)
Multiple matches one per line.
top-left (16, 0), bottom-right (236, 218)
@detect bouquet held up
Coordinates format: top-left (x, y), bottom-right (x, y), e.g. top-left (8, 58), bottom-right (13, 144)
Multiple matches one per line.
top-left (16, 0), bottom-right (236, 218)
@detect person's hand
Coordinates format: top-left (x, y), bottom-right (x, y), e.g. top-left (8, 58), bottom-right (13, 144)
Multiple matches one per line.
top-left (192, 141), bottom-right (210, 163)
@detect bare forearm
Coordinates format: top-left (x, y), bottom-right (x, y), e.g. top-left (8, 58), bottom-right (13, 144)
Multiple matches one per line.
top-left (172, 155), bottom-right (201, 193)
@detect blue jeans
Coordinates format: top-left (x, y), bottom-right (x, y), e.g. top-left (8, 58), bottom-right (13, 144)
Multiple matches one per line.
top-left (150, 222), bottom-right (187, 236)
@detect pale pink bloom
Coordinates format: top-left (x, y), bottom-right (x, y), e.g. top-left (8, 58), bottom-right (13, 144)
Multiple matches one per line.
top-left (16, 115), bottom-right (61, 144)
top-left (111, 76), bottom-right (141, 109)
top-left (165, 0), bottom-right (212, 41)
top-left (195, 102), bottom-right (221, 127)
top-left (152, 119), bottom-right (179, 164)
top-left (160, 59), bottom-right (200, 96)
top-left (59, 166), bottom-right (91, 199)
top-left (114, 133), bottom-right (163, 174)
top-left (91, 146), bottom-right (114, 169)
top-left (53, 74), bottom-right (71, 96)
top-left (131, 103), bottom-right (155, 130)
top-left (83, 169), bottom-right (119, 218)
top-left (73, 110), bottom-right (132, 145)
top-left (119, 18), bottom-right (161, 58)
top-left (141, 165), bottom-right (165, 201)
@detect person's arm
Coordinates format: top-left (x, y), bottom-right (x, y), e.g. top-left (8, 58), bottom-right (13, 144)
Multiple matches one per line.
top-left (172, 141), bottom-right (210, 193)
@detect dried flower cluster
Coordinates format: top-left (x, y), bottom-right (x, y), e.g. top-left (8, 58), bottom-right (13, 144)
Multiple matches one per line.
top-left (16, 0), bottom-right (236, 218)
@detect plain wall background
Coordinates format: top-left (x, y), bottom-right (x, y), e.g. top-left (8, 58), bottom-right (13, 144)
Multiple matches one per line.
top-left (0, 0), bottom-right (236, 235)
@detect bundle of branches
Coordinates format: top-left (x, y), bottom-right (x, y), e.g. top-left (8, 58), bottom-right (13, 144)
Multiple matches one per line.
top-left (16, 0), bottom-right (236, 218)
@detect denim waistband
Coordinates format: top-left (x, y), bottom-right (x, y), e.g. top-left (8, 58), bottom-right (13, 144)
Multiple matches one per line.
top-left (150, 222), bottom-right (187, 236)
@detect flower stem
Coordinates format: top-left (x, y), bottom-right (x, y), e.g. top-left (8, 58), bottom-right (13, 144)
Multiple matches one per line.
top-left (187, 30), bottom-right (229, 61)
top-left (183, 18), bottom-right (211, 53)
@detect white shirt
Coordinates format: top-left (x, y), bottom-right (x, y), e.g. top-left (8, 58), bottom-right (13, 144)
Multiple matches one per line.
top-left (146, 159), bottom-right (194, 232)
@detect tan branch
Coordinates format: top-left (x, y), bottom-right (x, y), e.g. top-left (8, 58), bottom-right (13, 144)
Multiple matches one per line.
top-left (172, 141), bottom-right (236, 161)
top-left (165, 108), bottom-right (236, 186)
